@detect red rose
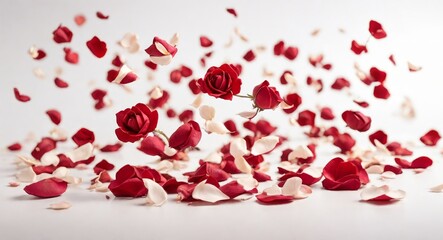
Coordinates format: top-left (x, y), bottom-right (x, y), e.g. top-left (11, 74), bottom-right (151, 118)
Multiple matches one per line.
top-left (115, 103), bottom-right (158, 143)
top-left (252, 80), bottom-right (282, 110)
top-left (198, 64), bottom-right (242, 100)
top-left (109, 165), bottom-right (165, 197)
top-left (341, 110), bottom-right (371, 132)
top-left (169, 120), bottom-right (202, 150)
top-left (322, 157), bottom-right (369, 190)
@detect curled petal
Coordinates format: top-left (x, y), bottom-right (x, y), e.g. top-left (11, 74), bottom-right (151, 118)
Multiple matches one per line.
top-left (360, 185), bottom-right (405, 201)
top-left (192, 181), bottom-right (230, 203)
top-left (250, 136), bottom-right (279, 156)
top-left (143, 179), bottom-right (167, 206)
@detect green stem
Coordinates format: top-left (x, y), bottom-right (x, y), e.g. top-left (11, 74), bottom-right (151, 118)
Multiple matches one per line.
top-left (154, 129), bottom-right (169, 141)
top-left (235, 94), bottom-right (253, 99)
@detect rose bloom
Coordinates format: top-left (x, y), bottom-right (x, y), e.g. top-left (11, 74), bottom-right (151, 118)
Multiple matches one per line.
top-left (109, 165), bottom-right (166, 197)
top-left (198, 64), bottom-right (242, 100)
top-left (252, 80), bottom-right (282, 110)
top-left (115, 103), bottom-right (158, 143)
top-left (322, 157), bottom-right (369, 190)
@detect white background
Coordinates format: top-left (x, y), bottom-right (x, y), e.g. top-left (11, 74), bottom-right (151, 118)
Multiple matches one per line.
top-left (1, 0), bottom-right (443, 239)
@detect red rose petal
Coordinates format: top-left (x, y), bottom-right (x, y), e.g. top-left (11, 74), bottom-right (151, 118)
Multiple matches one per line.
top-left (243, 50), bottom-right (256, 62)
top-left (320, 107), bottom-right (335, 120)
top-left (52, 25), bottom-right (73, 43)
top-left (341, 110), bottom-right (371, 132)
top-left (384, 165), bottom-right (403, 175)
top-left (333, 133), bottom-right (356, 153)
top-left (74, 14), bottom-right (86, 26)
top-left (100, 143), bottom-right (122, 152)
top-left (283, 46), bottom-right (299, 60)
top-left (7, 142), bottom-right (22, 151)
top-left (31, 137), bottom-right (56, 160)
top-left (256, 193), bottom-right (294, 204)
top-left (226, 8), bottom-right (238, 17)
top-left (93, 159), bottom-right (115, 174)
top-left (63, 47), bottom-right (79, 64)
top-left (24, 178), bottom-right (68, 198)
top-left (86, 36), bottom-right (107, 58)
top-left (331, 77), bottom-right (350, 90)
top-left (282, 93), bottom-right (302, 114)
top-left (297, 110), bottom-right (316, 127)
top-left (96, 11), bottom-right (109, 19)
top-left (369, 20), bottom-right (387, 39)
top-left (274, 41), bottom-right (285, 56)
top-left (46, 109), bottom-right (62, 125)
top-left (373, 84), bottom-right (390, 99)
top-left (54, 77), bottom-right (69, 88)
top-left (369, 130), bottom-right (388, 146)
top-left (13, 88), bottom-right (31, 102)
top-left (420, 129), bottom-right (441, 146)
top-left (395, 156), bottom-right (433, 169)
top-left (351, 40), bottom-right (368, 55)
top-left (180, 65), bottom-right (193, 77)
top-left (72, 128), bottom-right (95, 146)
top-left (199, 36), bottom-right (213, 47)
top-left (389, 54), bottom-right (396, 65)
top-left (370, 67), bottom-right (387, 84)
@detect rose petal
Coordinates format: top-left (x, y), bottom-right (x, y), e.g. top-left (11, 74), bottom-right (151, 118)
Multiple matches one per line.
top-left (13, 88), bottom-right (31, 102)
top-left (65, 143), bottom-right (94, 162)
top-left (199, 105), bottom-right (215, 121)
top-left (361, 185), bottom-right (405, 201)
top-left (143, 179), bottom-right (167, 206)
top-left (48, 201), bottom-right (71, 210)
top-left (234, 156), bottom-right (252, 174)
top-left (230, 138), bottom-right (249, 157)
top-left (408, 62), bottom-right (422, 72)
top-left (288, 145), bottom-right (313, 161)
top-left (250, 136), bottom-right (279, 156)
top-left (281, 177), bottom-right (312, 199)
top-left (24, 177), bottom-right (68, 198)
top-left (46, 109), bottom-right (62, 125)
top-left (86, 36), bottom-right (107, 58)
top-left (192, 181), bottom-right (230, 203)
top-left (16, 167), bottom-right (37, 183)
top-left (430, 184), bottom-right (443, 193)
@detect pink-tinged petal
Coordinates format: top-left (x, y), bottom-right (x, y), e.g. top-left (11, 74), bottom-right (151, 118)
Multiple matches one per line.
top-left (52, 25), bottom-right (73, 43)
top-left (46, 109), bottom-right (61, 125)
top-left (250, 135), bottom-right (279, 155)
top-left (281, 177), bottom-right (312, 199)
top-left (226, 8), bottom-right (238, 17)
top-left (54, 77), bottom-right (69, 88)
top-left (48, 201), bottom-right (71, 210)
top-left (74, 14), bottom-right (86, 26)
top-left (96, 11), bottom-right (109, 19)
top-left (192, 181), bottom-right (230, 203)
top-left (361, 185), bottom-right (405, 201)
top-left (420, 130), bottom-right (441, 146)
top-left (143, 179), bottom-right (167, 206)
top-left (369, 20), bottom-right (387, 39)
top-left (24, 177), bottom-right (68, 198)
top-left (111, 65), bottom-right (138, 84)
top-left (86, 36), bottom-right (107, 58)
top-left (430, 184), bottom-right (443, 193)
top-left (13, 88), bottom-right (31, 102)
top-left (408, 62), bottom-right (422, 72)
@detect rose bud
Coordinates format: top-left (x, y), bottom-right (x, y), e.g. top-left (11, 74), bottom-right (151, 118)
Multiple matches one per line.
top-left (169, 120), bottom-right (202, 150)
top-left (197, 64), bottom-right (242, 100)
top-left (115, 103), bottom-right (158, 143)
top-left (252, 80), bottom-right (283, 110)
top-left (144, 36), bottom-right (178, 65)
top-left (341, 110), bottom-right (371, 132)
